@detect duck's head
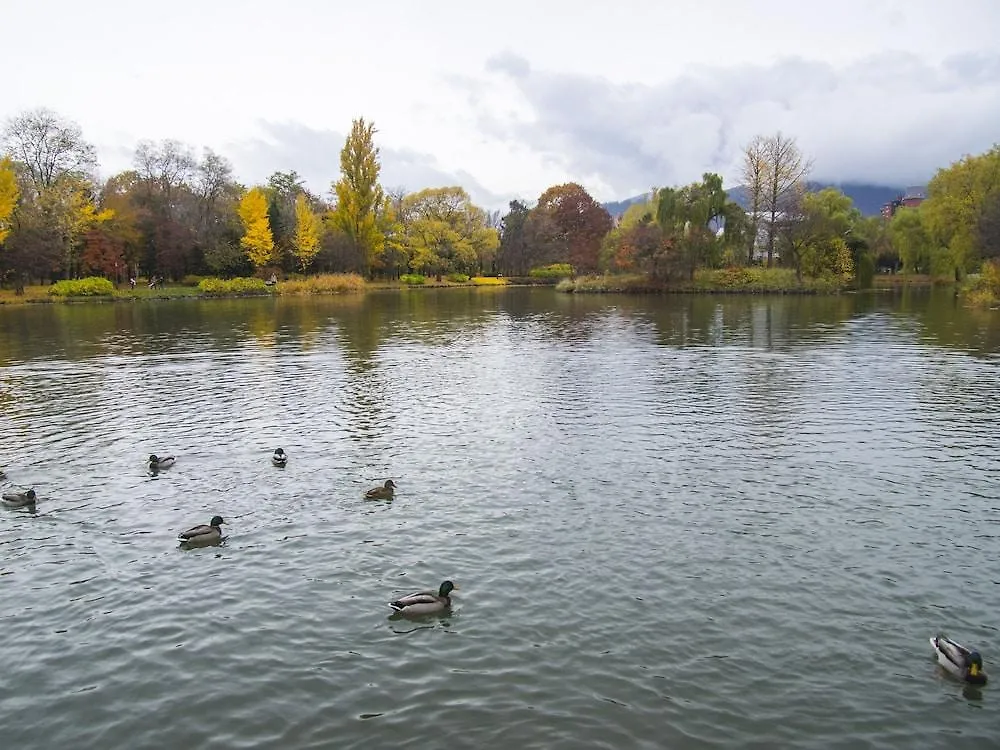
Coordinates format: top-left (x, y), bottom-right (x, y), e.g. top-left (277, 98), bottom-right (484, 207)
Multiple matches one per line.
top-left (438, 580), bottom-right (457, 597)
top-left (274, 448), bottom-right (285, 455)
top-left (385, 480), bottom-right (396, 489)
top-left (968, 651), bottom-right (985, 678)
top-left (148, 454), bottom-right (159, 463)
top-left (210, 515), bottom-right (225, 527)
top-left (25, 489), bottom-right (36, 501)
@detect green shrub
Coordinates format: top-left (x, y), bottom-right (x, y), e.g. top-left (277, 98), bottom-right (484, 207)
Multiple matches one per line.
top-left (400, 274), bottom-right (426, 285)
top-left (446, 273), bottom-right (470, 283)
top-left (961, 261), bottom-right (1000, 307)
top-left (471, 276), bottom-right (507, 286)
top-left (181, 274), bottom-right (205, 286)
top-left (197, 277), bottom-right (273, 296)
top-left (48, 277), bottom-right (115, 297)
top-left (529, 263), bottom-right (574, 279)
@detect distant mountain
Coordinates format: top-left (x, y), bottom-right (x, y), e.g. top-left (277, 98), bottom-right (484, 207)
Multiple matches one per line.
top-left (602, 182), bottom-right (920, 218)
top-left (602, 194), bottom-right (653, 217)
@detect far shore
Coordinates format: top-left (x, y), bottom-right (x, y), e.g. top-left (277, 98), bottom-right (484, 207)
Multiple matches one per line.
top-left (0, 271), bottom-right (950, 307)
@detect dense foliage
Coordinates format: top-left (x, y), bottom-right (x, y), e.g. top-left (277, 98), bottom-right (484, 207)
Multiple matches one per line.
top-left (1, 107), bottom-right (997, 304)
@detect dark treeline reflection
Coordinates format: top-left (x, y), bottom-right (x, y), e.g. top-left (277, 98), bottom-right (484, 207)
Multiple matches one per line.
top-left (1, 287), bottom-right (997, 368)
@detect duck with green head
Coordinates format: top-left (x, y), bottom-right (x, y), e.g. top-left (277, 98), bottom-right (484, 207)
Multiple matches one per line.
top-left (2, 488), bottom-right (36, 508)
top-left (272, 448), bottom-right (287, 467)
top-left (389, 580), bottom-right (457, 616)
top-left (178, 515), bottom-right (225, 546)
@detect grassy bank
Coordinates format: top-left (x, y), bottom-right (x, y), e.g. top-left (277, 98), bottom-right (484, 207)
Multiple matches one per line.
top-left (556, 268), bottom-right (849, 295)
top-left (871, 273), bottom-right (944, 287)
top-left (0, 273), bottom-right (514, 305)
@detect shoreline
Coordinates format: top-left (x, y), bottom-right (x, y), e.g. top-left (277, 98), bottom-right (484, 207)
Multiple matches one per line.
top-left (0, 274), bottom-right (950, 307)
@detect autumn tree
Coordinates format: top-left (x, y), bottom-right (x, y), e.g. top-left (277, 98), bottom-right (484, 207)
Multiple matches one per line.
top-left (740, 134), bottom-right (769, 264)
top-left (331, 118), bottom-right (385, 278)
top-left (920, 144), bottom-right (1000, 278)
top-left (192, 149), bottom-right (243, 275)
top-left (0, 157), bottom-right (17, 244)
top-left (497, 200), bottom-right (531, 275)
top-left (759, 132), bottom-right (812, 267)
top-left (130, 139), bottom-right (201, 278)
top-left (238, 187), bottom-right (275, 269)
top-left (779, 187), bottom-right (858, 280)
top-left (398, 186), bottom-right (499, 277)
top-left (532, 183), bottom-right (612, 273)
top-left (1, 108), bottom-right (97, 195)
top-left (292, 193), bottom-right (322, 271)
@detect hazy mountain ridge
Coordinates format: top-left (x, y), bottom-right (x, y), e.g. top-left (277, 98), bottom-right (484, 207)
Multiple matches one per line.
top-left (603, 182), bottom-right (922, 218)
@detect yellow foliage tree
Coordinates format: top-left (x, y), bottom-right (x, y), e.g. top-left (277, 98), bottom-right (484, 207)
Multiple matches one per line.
top-left (35, 175), bottom-right (114, 276)
top-left (921, 145), bottom-right (1000, 278)
top-left (292, 194), bottom-right (321, 271)
top-left (238, 187), bottom-right (274, 268)
top-left (0, 157), bottom-right (18, 244)
top-left (331, 118), bottom-right (385, 277)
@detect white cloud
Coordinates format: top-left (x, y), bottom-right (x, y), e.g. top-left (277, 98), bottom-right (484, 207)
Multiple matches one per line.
top-left (2, 0), bottom-right (998, 207)
top-left (460, 50), bottom-right (1000, 199)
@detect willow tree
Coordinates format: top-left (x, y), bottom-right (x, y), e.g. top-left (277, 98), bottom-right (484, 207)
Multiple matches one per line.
top-left (920, 144), bottom-right (1000, 278)
top-left (331, 118), bottom-right (385, 278)
top-left (654, 173), bottom-right (733, 280)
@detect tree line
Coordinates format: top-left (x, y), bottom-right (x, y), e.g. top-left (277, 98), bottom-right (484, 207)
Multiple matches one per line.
top-left (0, 107), bottom-right (997, 292)
top-left (0, 111), bottom-right (502, 289)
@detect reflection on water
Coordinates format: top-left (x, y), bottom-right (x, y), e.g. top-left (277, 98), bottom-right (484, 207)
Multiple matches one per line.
top-left (0, 287), bottom-right (998, 749)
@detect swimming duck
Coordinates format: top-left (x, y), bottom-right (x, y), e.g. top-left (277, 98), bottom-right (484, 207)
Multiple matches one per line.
top-left (389, 580), bottom-right (457, 616)
top-left (930, 635), bottom-right (988, 685)
top-left (178, 515), bottom-right (225, 545)
top-left (365, 479), bottom-right (396, 500)
top-left (272, 448), bottom-right (287, 467)
top-left (2, 488), bottom-right (36, 508)
top-left (148, 454), bottom-right (176, 471)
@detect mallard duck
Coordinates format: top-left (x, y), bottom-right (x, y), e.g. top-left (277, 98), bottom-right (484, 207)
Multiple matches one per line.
top-left (272, 448), bottom-right (287, 467)
top-left (389, 580), bottom-right (457, 616)
top-left (178, 515), bottom-right (225, 545)
top-left (148, 454), bottom-right (176, 470)
top-left (365, 479), bottom-right (396, 500)
top-left (2, 488), bottom-right (36, 508)
top-left (930, 635), bottom-right (988, 685)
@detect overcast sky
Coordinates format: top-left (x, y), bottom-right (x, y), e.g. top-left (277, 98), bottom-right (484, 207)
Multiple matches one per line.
top-left (3, 0), bottom-right (998, 208)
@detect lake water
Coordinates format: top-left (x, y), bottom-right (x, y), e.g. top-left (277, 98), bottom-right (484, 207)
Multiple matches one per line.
top-left (1, 287), bottom-right (999, 749)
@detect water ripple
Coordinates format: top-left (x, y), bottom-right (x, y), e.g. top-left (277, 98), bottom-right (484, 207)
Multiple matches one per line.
top-left (1, 291), bottom-right (999, 748)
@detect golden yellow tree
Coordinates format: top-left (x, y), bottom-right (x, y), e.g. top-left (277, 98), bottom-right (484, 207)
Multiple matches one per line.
top-left (331, 117), bottom-right (385, 277)
top-left (0, 157), bottom-right (18, 244)
top-left (238, 187), bottom-right (274, 268)
top-left (292, 193), bottom-right (321, 271)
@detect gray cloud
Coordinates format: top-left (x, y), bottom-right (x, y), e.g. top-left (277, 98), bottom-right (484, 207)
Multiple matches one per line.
top-left (462, 50), bottom-right (1000, 197)
top-left (225, 121), bottom-right (515, 210)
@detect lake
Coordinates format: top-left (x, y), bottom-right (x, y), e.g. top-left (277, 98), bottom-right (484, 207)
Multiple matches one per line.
top-left (1, 287), bottom-right (998, 749)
